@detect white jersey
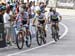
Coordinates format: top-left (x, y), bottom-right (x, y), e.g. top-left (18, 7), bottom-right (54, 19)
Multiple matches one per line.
top-left (34, 13), bottom-right (45, 20)
top-left (48, 12), bottom-right (61, 20)
top-left (24, 11), bottom-right (29, 20)
top-left (3, 13), bottom-right (10, 27)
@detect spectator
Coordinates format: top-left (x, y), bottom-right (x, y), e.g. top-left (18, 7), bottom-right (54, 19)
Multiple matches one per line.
top-left (3, 7), bottom-right (12, 45)
top-left (0, 7), bottom-right (3, 23)
top-left (0, 7), bottom-right (6, 48)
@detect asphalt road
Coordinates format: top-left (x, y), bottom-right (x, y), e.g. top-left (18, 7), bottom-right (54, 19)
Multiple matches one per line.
top-left (0, 14), bottom-right (75, 56)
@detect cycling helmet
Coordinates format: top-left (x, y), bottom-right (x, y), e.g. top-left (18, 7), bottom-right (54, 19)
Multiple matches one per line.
top-left (36, 10), bottom-right (41, 14)
top-left (19, 7), bottom-right (24, 13)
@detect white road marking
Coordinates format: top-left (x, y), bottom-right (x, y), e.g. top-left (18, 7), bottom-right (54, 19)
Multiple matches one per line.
top-left (7, 22), bottom-right (68, 56)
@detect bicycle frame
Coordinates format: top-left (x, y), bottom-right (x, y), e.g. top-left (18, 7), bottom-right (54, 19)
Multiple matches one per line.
top-left (37, 24), bottom-right (45, 38)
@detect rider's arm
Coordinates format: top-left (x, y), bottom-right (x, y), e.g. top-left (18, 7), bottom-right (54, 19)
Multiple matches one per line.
top-left (59, 16), bottom-right (62, 21)
top-left (57, 12), bottom-right (62, 21)
top-left (33, 16), bottom-right (36, 25)
top-left (33, 18), bottom-right (36, 25)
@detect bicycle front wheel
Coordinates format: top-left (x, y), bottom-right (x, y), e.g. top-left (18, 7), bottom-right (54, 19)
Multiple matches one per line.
top-left (36, 30), bottom-right (42, 46)
top-left (16, 32), bottom-right (24, 49)
top-left (52, 27), bottom-right (57, 42)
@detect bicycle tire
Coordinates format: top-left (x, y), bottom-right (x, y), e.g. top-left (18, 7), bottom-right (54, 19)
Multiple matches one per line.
top-left (56, 31), bottom-right (59, 40)
top-left (16, 32), bottom-right (24, 49)
top-left (36, 30), bottom-right (42, 46)
top-left (52, 27), bottom-right (57, 42)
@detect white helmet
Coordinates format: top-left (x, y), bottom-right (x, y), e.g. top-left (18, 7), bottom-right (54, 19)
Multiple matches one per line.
top-left (35, 6), bottom-right (41, 13)
top-left (19, 7), bottom-right (24, 13)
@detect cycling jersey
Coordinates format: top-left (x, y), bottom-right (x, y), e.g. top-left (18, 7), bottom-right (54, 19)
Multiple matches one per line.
top-left (48, 12), bottom-right (61, 21)
top-left (35, 13), bottom-right (45, 20)
top-left (22, 11), bottom-right (29, 25)
top-left (34, 13), bottom-right (45, 24)
top-left (16, 13), bottom-right (23, 22)
top-left (23, 11), bottom-right (29, 20)
top-left (51, 14), bottom-right (58, 21)
top-left (16, 13), bottom-right (23, 27)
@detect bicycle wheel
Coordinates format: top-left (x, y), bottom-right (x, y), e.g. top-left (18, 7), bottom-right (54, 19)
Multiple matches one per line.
top-left (16, 32), bottom-right (24, 49)
top-left (56, 30), bottom-right (59, 40)
top-left (52, 27), bottom-right (57, 42)
top-left (42, 31), bottom-right (46, 44)
top-left (36, 30), bottom-right (42, 46)
top-left (26, 32), bottom-right (32, 48)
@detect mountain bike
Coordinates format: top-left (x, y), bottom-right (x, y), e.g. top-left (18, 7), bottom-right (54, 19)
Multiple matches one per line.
top-left (33, 24), bottom-right (47, 46)
top-left (15, 24), bottom-right (32, 49)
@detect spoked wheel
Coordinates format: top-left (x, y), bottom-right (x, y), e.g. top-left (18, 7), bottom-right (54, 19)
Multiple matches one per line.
top-left (26, 31), bottom-right (32, 48)
top-left (16, 32), bottom-right (24, 49)
top-left (56, 30), bottom-right (59, 40)
top-left (52, 27), bottom-right (57, 42)
top-left (36, 30), bottom-right (42, 46)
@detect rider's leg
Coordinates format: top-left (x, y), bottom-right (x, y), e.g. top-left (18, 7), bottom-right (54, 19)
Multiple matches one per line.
top-left (51, 22), bottom-right (53, 35)
top-left (43, 24), bottom-right (47, 37)
top-left (56, 22), bottom-right (60, 37)
top-left (56, 23), bottom-right (59, 31)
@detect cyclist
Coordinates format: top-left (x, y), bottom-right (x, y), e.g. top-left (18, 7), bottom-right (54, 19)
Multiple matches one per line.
top-left (15, 5), bottom-right (30, 35)
top-left (48, 8), bottom-right (62, 37)
top-left (22, 3), bottom-right (30, 29)
top-left (16, 8), bottom-right (24, 27)
top-left (33, 10), bottom-right (47, 37)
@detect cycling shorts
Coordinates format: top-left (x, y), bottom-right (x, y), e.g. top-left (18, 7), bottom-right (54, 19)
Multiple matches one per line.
top-left (38, 20), bottom-right (45, 24)
top-left (22, 20), bottom-right (27, 25)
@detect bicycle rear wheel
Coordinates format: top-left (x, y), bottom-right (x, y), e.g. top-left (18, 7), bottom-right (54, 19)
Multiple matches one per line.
top-left (16, 32), bottom-right (24, 49)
